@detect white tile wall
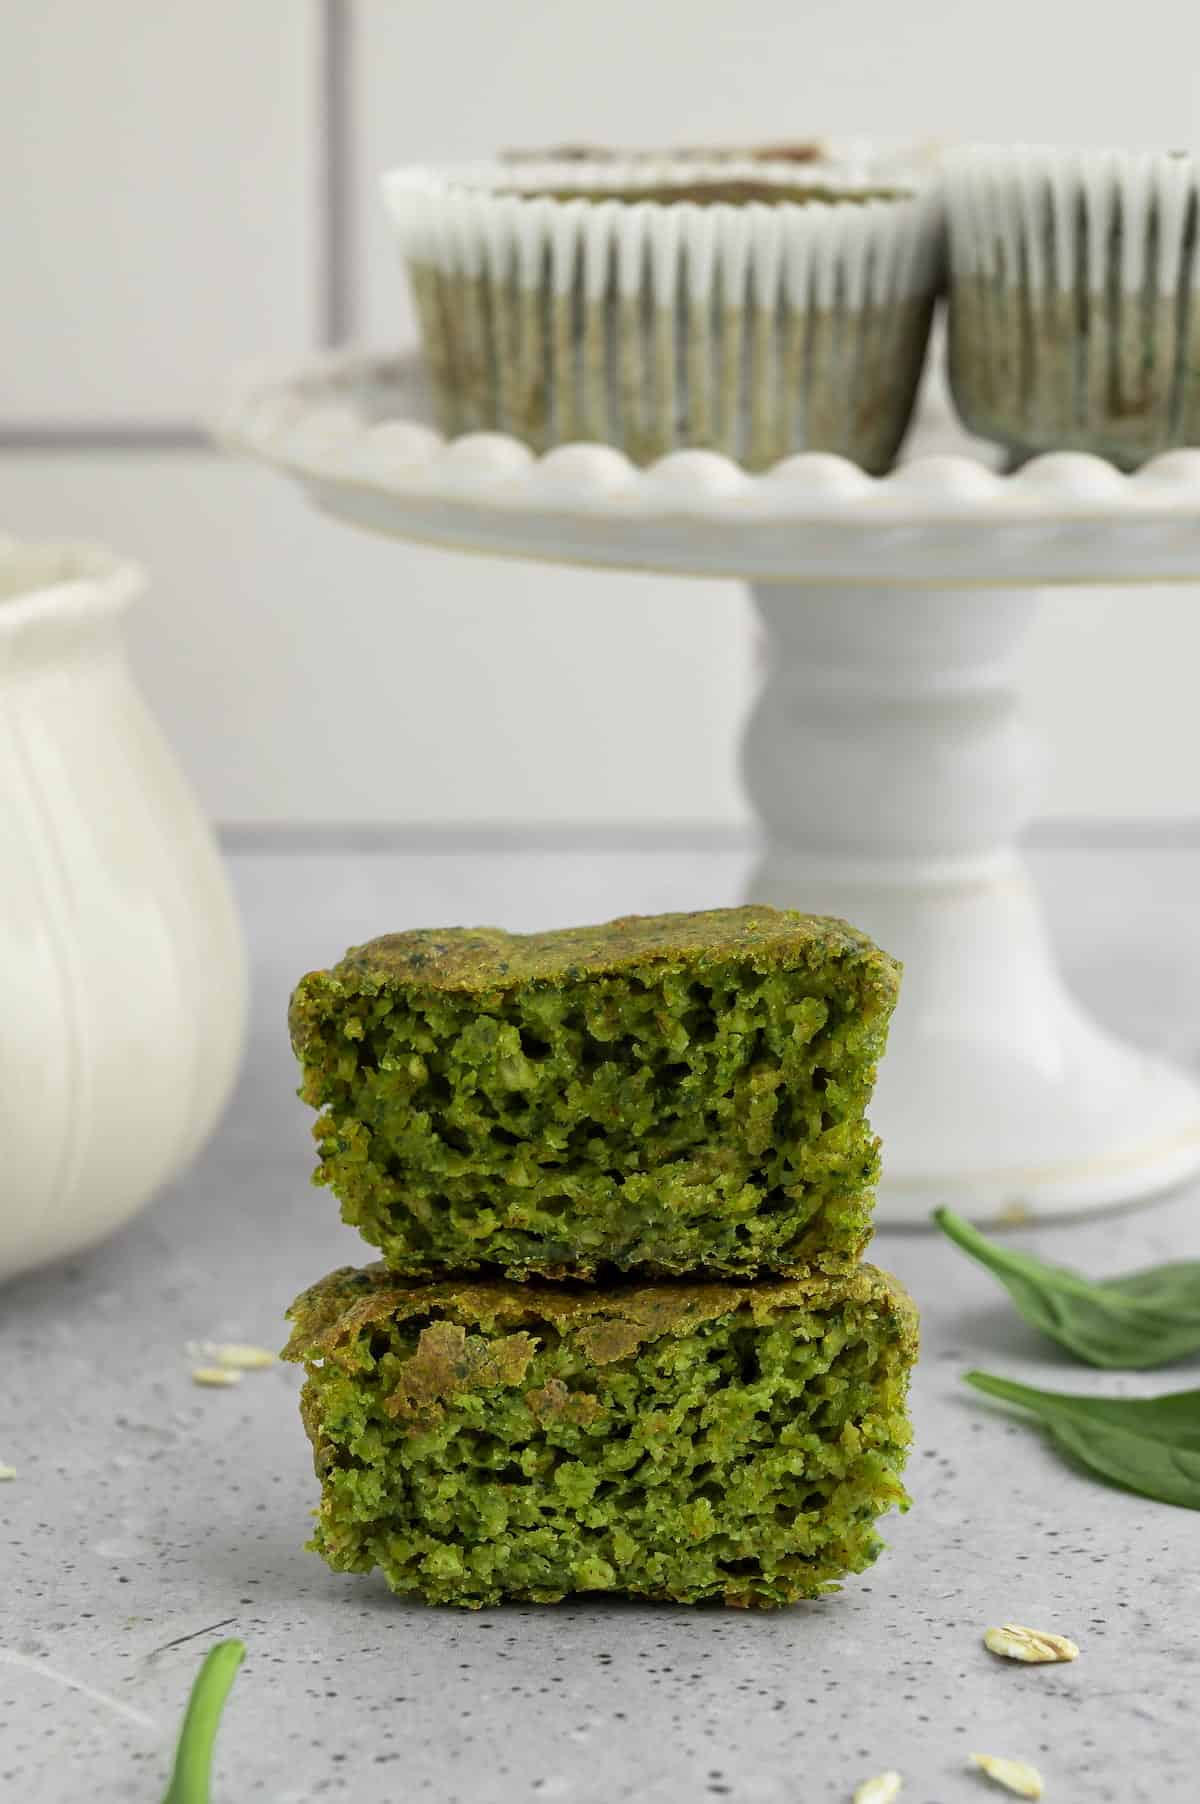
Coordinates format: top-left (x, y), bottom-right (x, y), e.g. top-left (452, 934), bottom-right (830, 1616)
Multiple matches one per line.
top-left (0, 1), bottom-right (319, 423)
top-left (1023, 590), bottom-right (1200, 822)
top-left (4, 455), bottom-right (753, 826)
top-left (4, 0), bottom-right (1200, 827)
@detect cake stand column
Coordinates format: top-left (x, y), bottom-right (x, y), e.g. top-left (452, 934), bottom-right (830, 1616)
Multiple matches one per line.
top-left (742, 580), bottom-right (1200, 1224)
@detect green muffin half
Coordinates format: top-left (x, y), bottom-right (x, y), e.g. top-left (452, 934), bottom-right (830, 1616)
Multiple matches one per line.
top-left (283, 1261), bottom-right (918, 1610)
top-left (290, 906), bottom-right (900, 1280)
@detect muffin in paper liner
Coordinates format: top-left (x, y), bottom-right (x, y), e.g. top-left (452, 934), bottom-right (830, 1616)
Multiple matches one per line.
top-left (383, 160), bottom-right (944, 472)
top-left (946, 144), bottom-right (1200, 468)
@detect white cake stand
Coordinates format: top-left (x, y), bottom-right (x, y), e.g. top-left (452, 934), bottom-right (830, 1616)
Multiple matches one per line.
top-left (222, 348), bottom-right (1200, 1225)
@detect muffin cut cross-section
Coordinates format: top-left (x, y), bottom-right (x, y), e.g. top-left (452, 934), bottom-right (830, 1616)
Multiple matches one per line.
top-left (283, 1261), bottom-right (918, 1610)
top-left (289, 907), bottom-right (901, 1280)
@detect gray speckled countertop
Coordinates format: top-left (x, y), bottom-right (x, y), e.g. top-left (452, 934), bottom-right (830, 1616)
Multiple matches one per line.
top-left (4, 841), bottom-right (1200, 1804)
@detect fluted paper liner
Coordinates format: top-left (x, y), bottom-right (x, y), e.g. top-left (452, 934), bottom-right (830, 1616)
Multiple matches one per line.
top-left (384, 160), bottom-right (943, 472)
top-left (946, 145), bottom-right (1200, 467)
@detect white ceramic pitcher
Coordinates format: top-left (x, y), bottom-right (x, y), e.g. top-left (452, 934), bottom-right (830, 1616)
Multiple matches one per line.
top-left (0, 536), bottom-right (246, 1281)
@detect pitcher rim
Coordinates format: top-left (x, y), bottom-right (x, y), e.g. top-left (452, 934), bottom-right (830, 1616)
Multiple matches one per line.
top-left (0, 535), bottom-right (145, 634)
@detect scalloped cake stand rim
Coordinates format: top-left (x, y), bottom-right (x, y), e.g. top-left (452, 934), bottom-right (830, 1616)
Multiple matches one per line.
top-left (219, 348), bottom-right (1200, 586)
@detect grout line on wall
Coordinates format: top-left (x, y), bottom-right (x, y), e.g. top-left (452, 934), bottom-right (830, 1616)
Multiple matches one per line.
top-left (217, 820), bottom-right (1200, 857)
top-left (219, 824), bottom-right (758, 856)
top-left (0, 423), bottom-right (211, 453)
top-left (319, 0), bottom-right (355, 344)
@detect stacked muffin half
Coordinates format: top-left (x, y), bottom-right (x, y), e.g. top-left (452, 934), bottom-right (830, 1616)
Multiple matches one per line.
top-left (283, 906), bottom-right (917, 1609)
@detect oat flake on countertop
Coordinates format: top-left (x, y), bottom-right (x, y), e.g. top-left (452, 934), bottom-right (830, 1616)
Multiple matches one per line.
top-left (971, 1753), bottom-right (1045, 1798)
top-left (191, 1366), bottom-right (243, 1388)
top-left (206, 1342), bottom-right (277, 1370)
top-left (985, 1623), bottom-right (1079, 1663)
top-left (853, 1772), bottom-right (902, 1804)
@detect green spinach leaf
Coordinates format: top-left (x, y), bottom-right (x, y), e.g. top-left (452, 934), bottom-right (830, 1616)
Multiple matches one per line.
top-left (934, 1207), bottom-right (1200, 1368)
top-left (162, 1639), bottom-right (245, 1804)
top-left (966, 1370), bottom-right (1200, 1510)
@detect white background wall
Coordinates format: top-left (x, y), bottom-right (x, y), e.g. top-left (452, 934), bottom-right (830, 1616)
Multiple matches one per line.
top-left (4, 1), bottom-right (1200, 829)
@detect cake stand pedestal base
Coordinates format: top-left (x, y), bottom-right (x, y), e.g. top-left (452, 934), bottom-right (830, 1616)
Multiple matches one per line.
top-left (743, 580), bottom-right (1200, 1222)
top-left (750, 849), bottom-right (1200, 1222)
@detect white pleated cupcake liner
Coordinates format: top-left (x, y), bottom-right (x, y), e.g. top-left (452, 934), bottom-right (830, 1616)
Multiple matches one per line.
top-left (383, 160), bottom-right (944, 472)
top-left (945, 145), bottom-right (1200, 466)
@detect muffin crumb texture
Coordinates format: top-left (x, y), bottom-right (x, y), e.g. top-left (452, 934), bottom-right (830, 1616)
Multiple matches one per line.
top-left (289, 907), bottom-right (899, 1280)
top-left (283, 1262), bottom-right (917, 1609)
